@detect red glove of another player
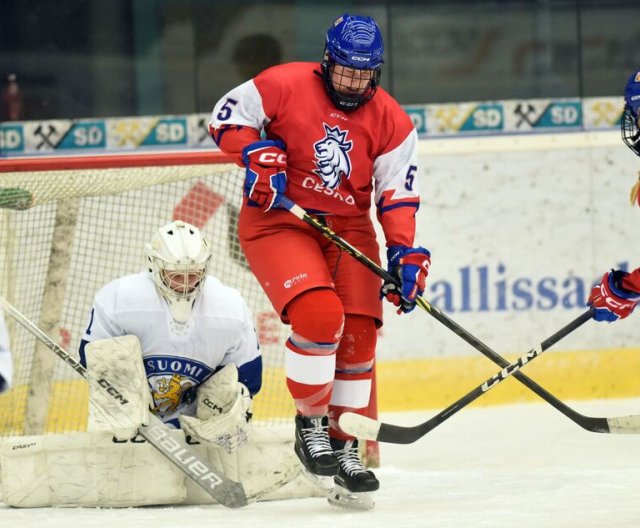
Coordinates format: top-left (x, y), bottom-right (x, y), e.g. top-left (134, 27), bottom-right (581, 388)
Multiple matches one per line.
top-left (588, 270), bottom-right (640, 323)
top-left (242, 140), bottom-right (287, 212)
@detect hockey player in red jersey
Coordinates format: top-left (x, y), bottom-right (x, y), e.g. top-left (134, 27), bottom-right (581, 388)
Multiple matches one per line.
top-left (588, 69), bottom-right (640, 322)
top-left (209, 13), bottom-right (430, 504)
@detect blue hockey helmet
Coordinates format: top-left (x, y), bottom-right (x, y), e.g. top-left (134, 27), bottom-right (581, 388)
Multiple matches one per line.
top-left (622, 69), bottom-right (640, 156)
top-left (321, 14), bottom-right (384, 111)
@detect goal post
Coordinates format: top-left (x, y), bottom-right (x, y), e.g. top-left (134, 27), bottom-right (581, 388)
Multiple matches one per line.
top-left (0, 150), bottom-right (378, 464)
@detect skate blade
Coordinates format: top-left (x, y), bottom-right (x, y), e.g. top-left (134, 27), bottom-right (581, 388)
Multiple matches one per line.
top-left (327, 483), bottom-right (375, 511)
top-left (299, 469), bottom-right (334, 494)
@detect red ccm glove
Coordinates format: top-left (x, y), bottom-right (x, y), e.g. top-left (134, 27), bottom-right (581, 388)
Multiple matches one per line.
top-left (588, 270), bottom-right (640, 323)
top-left (380, 245), bottom-right (431, 314)
top-left (241, 140), bottom-right (287, 212)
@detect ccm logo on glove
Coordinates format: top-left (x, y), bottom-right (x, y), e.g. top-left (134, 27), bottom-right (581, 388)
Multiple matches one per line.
top-left (257, 151), bottom-right (287, 164)
top-left (202, 398), bottom-right (225, 414)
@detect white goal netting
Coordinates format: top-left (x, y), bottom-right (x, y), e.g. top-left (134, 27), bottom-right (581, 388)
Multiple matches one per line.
top-left (0, 151), bottom-right (293, 435)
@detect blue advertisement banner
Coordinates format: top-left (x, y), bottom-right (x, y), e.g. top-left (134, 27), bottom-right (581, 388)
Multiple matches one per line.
top-left (0, 96), bottom-right (623, 157)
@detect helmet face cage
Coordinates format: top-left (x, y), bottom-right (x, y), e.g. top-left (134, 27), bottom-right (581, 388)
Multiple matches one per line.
top-left (622, 104), bottom-right (640, 157)
top-left (145, 221), bottom-right (212, 325)
top-left (321, 14), bottom-right (384, 112)
top-left (160, 268), bottom-right (206, 296)
top-left (321, 54), bottom-right (381, 112)
top-left (155, 258), bottom-right (210, 299)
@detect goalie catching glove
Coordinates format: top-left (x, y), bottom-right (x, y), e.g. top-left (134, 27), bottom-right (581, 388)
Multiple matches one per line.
top-left (381, 245), bottom-right (431, 314)
top-left (242, 140), bottom-right (287, 212)
top-left (179, 363), bottom-right (253, 454)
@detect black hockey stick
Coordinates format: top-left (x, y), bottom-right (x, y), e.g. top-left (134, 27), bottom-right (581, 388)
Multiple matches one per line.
top-left (0, 295), bottom-right (248, 508)
top-left (339, 309), bottom-right (594, 443)
top-left (275, 195), bottom-right (640, 435)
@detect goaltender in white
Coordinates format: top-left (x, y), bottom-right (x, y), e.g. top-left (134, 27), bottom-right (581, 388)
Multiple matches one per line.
top-left (0, 220), bottom-right (317, 507)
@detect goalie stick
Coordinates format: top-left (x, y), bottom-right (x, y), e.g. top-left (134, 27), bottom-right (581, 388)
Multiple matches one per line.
top-left (0, 295), bottom-right (249, 508)
top-left (275, 195), bottom-right (640, 435)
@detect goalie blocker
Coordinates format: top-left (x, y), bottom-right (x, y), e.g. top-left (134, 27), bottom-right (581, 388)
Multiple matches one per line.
top-left (0, 336), bottom-right (321, 507)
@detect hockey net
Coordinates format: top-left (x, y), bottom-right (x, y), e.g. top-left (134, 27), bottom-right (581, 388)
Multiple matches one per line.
top-left (0, 151), bottom-right (296, 435)
top-left (0, 150), bottom-right (379, 465)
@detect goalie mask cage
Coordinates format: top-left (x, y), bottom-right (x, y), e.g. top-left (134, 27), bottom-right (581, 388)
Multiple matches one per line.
top-left (0, 150), bottom-right (379, 466)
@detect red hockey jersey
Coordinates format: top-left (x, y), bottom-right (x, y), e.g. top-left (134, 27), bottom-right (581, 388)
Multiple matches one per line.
top-left (209, 62), bottom-right (420, 248)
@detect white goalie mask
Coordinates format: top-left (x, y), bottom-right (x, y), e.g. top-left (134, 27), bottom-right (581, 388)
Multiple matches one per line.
top-left (145, 221), bottom-right (212, 326)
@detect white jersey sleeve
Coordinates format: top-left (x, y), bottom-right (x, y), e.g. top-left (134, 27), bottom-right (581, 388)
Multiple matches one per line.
top-left (197, 280), bottom-right (262, 396)
top-left (221, 296), bottom-right (260, 393)
top-left (0, 310), bottom-right (12, 393)
top-left (372, 126), bottom-right (421, 248)
top-left (81, 290), bottom-right (125, 343)
top-left (373, 128), bottom-right (420, 206)
top-left (220, 297), bottom-right (259, 366)
top-left (209, 79), bottom-right (269, 131)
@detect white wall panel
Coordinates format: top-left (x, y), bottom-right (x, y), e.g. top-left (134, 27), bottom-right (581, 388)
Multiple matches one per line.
top-left (376, 131), bottom-right (640, 360)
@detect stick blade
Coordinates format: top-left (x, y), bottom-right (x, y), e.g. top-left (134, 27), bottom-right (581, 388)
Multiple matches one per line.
top-left (606, 415), bottom-right (640, 434)
top-left (217, 482), bottom-right (250, 509)
top-left (339, 412), bottom-right (382, 441)
top-left (140, 416), bottom-right (248, 508)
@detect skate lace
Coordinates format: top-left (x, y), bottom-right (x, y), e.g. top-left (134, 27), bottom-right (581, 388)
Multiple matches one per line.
top-left (336, 443), bottom-right (367, 476)
top-left (302, 422), bottom-right (334, 457)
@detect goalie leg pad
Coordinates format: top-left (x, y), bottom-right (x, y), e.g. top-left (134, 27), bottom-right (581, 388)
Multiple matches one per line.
top-left (0, 432), bottom-right (186, 507)
top-left (0, 430), bottom-right (326, 507)
top-left (85, 335), bottom-right (151, 440)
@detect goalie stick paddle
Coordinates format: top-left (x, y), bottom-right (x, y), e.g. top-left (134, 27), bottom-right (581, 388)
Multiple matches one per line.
top-left (339, 309), bottom-right (595, 444)
top-left (0, 296), bottom-right (249, 508)
top-left (275, 195), bottom-right (640, 435)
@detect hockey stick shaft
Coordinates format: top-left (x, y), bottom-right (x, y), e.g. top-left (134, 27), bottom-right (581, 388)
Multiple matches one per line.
top-left (275, 195), bottom-right (639, 435)
top-left (0, 295), bottom-right (248, 508)
top-left (341, 309), bottom-right (593, 443)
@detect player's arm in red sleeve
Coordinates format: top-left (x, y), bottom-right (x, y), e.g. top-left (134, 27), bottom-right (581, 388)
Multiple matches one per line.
top-left (208, 77), bottom-right (270, 165)
top-left (209, 73), bottom-right (288, 212)
top-left (374, 118), bottom-right (430, 314)
top-left (373, 122), bottom-right (420, 248)
top-left (621, 267), bottom-right (640, 293)
top-left (209, 124), bottom-right (260, 166)
top-left (208, 70), bottom-right (285, 165)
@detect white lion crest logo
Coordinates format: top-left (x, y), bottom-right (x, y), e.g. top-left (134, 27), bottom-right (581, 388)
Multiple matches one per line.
top-left (313, 124), bottom-right (353, 189)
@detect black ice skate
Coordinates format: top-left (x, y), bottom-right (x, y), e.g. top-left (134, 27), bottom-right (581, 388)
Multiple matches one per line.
top-left (331, 438), bottom-right (379, 492)
top-left (294, 414), bottom-right (339, 477)
top-left (327, 438), bottom-right (379, 511)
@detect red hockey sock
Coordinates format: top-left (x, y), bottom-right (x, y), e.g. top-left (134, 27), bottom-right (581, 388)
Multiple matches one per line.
top-left (284, 288), bottom-right (344, 416)
top-left (328, 314), bottom-right (377, 439)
